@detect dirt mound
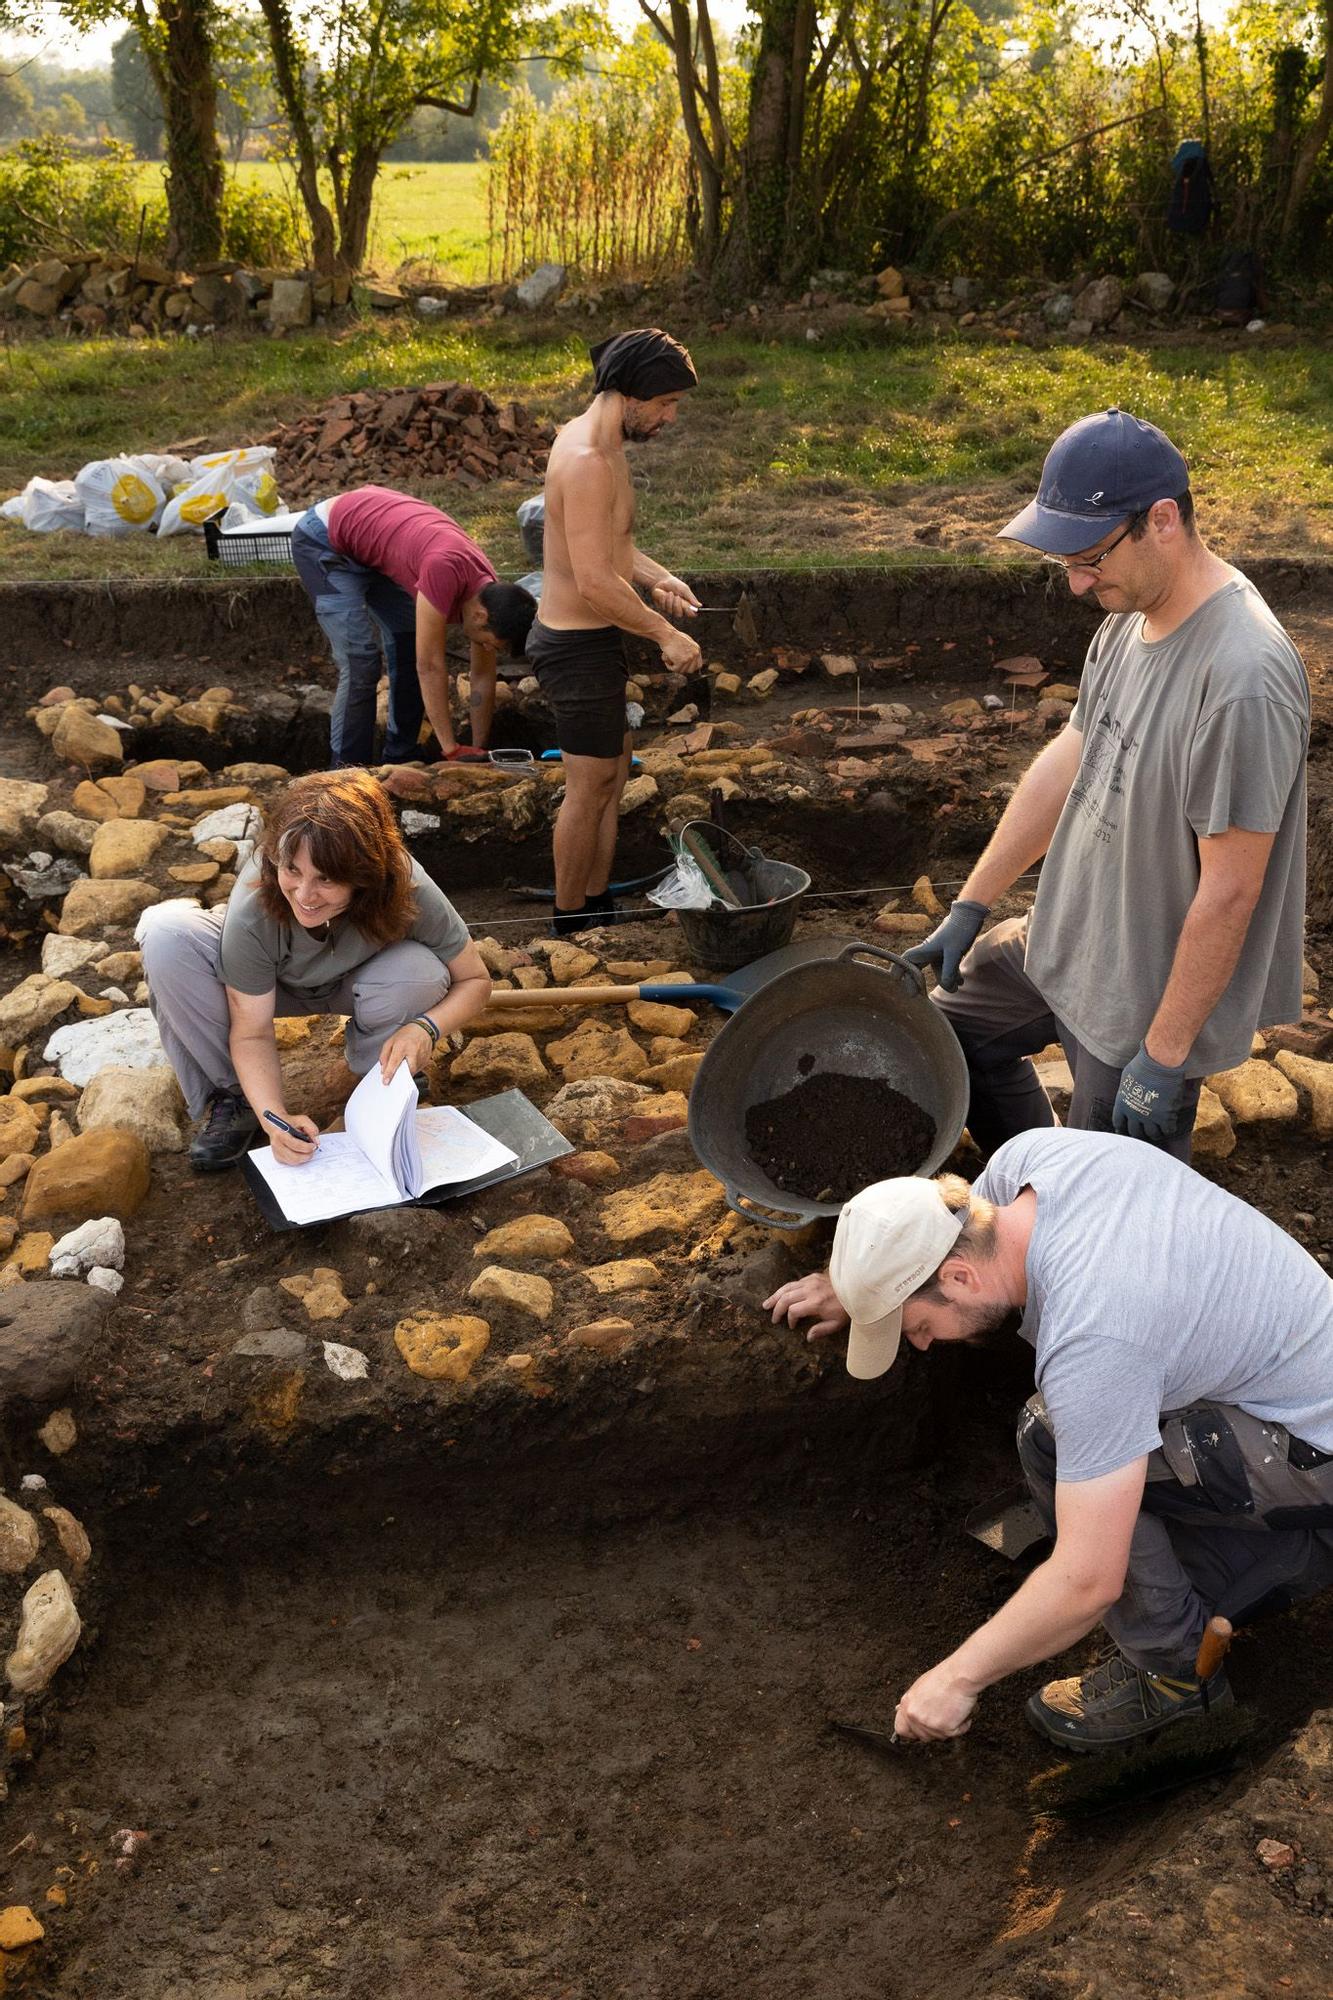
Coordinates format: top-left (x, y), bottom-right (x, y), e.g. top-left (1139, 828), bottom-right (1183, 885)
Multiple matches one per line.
top-left (257, 381), bottom-right (556, 499)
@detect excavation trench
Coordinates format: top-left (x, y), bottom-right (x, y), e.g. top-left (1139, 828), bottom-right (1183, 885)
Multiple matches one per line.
top-left (5, 1373), bottom-right (1311, 2000)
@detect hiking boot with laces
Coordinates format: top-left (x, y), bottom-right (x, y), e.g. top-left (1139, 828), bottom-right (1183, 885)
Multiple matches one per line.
top-left (1026, 1646), bottom-right (1233, 1752)
top-left (189, 1091), bottom-right (260, 1172)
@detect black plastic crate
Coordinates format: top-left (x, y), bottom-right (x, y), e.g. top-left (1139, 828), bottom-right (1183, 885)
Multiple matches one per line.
top-left (203, 517), bottom-right (296, 568)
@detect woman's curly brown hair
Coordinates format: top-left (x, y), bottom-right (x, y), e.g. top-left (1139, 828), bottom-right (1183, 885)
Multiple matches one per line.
top-left (255, 770), bottom-right (417, 947)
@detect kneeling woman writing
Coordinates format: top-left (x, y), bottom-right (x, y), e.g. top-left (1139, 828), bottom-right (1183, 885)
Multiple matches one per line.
top-left (140, 769), bottom-right (491, 1171)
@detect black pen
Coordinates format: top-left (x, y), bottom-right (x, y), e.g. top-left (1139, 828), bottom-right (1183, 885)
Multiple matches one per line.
top-left (263, 1109), bottom-right (316, 1146)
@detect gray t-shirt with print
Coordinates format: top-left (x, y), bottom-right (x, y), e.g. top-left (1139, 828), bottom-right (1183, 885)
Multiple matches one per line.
top-left (1023, 573), bottom-right (1308, 1074)
top-left (977, 1128), bottom-right (1333, 1480)
top-left (218, 857), bottom-right (470, 1001)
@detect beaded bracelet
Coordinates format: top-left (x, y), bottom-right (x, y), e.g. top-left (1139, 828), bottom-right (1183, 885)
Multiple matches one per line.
top-left (412, 1015), bottom-right (440, 1046)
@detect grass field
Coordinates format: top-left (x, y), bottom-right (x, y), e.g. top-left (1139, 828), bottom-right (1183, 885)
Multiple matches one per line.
top-left (4, 321), bottom-right (1333, 581)
top-left (130, 158), bottom-right (493, 281)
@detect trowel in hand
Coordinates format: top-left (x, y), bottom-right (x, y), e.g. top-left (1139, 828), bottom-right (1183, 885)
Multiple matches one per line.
top-left (964, 1485), bottom-right (1050, 1561)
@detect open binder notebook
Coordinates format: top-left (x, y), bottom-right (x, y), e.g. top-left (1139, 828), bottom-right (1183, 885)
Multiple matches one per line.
top-left (247, 1061), bottom-right (520, 1228)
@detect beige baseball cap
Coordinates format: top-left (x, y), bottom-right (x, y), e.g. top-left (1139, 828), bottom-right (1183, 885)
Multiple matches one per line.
top-left (829, 1178), bottom-right (965, 1380)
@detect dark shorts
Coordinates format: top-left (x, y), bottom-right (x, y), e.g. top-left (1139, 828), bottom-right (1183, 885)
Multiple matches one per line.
top-left (526, 619), bottom-right (629, 760)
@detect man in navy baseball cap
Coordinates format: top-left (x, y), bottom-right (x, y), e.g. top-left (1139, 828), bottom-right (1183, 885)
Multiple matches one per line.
top-left (904, 406), bottom-right (1309, 1167)
top-left (998, 408), bottom-right (1190, 556)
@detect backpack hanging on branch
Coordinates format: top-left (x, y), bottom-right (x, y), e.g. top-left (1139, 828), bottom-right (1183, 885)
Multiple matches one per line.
top-left (1167, 140), bottom-right (1214, 237)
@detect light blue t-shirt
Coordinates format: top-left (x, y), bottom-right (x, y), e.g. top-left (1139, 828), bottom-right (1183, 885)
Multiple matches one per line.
top-left (976, 1129), bottom-right (1333, 1479)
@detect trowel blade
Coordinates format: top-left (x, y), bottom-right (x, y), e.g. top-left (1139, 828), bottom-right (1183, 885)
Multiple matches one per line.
top-left (964, 1486), bottom-right (1050, 1561)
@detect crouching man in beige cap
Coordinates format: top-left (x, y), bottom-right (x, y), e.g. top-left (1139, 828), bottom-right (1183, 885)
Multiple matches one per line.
top-left (764, 1125), bottom-right (1333, 1754)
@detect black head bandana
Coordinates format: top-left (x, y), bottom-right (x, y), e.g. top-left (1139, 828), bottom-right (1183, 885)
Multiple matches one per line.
top-left (590, 328), bottom-right (698, 401)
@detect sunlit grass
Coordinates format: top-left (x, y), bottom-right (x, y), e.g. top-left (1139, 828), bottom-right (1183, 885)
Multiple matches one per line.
top-left (3, 322), bottom-right (1331, 578)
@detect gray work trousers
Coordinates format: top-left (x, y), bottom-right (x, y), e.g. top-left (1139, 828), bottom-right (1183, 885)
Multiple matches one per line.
top-left (933, 916), bottom-right (1203, 1162)
top-left (1018, 1392), bottom-right (1333, 1675)
top-left (139, 900), bottom-right (451, 1120)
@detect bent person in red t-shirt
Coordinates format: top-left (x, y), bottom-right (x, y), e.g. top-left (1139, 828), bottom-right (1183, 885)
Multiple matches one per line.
top-left (291, 487), bottom-right (536, 767)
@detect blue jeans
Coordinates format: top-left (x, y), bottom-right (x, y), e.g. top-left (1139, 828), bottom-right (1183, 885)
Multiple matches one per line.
top-left (291, 508), bottom-right (425, 766)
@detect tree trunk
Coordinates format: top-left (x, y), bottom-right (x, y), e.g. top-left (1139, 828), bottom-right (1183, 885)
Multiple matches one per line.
top-left (158, 0), bottom-right (225, 267)
top-left (256, 0), bottom-right (337, 276)
top-left (1281, 2), bottom-right (1333, 248)
top-left (735, 0), bottom-right (805, 285)
top-left (335, 145), bottom-right (382, 275)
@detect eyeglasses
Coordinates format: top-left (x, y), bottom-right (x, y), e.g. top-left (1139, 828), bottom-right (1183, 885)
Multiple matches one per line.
top-left (1041, 512), bottom-right (1145, 576)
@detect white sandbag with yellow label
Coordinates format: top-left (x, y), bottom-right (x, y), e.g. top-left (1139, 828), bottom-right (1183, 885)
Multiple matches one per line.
top-left (158, 445), bottom-right (282, 538)
top-left (75, 457), bottom-right (166, 537)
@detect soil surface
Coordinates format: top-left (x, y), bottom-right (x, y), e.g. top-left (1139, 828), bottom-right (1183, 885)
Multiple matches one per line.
top-left (3, 1393), bottom-right (1330, 2000)
top-left (746, 1071), bottom-right (937, 1202)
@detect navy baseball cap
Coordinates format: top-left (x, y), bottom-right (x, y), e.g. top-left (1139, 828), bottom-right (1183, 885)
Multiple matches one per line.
top-left (998, 408), bottom-right (1191, 556)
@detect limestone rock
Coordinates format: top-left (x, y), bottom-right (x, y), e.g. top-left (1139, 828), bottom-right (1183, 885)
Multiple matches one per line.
top-left (59, 878), bottom-right (159, 936)
top-left (41, 1504), bottom-right (91, 1573)
top-left (0, 1099), bottom-right (41, 1159)
top-left (37, 1408), bottom-right (76, 1455)
top-left (1206, 1059), bottom-right (1299, 1127)
top-left (516, 261), bottom-right (566, 309)
top-left (322, 1340), bottom-right (369, 1381)
top-left (618, 773), bottom-right (660, 813)
top-left (627, 1000), bottom-right (697, 1039)
top-left (547, 1020), bottom-right (647, 1083)
top-left (22, 1128), bottom-right (151, 1224)
top-left (70, 779), bottom-right (120, 822)
top-left (474, 1215), bottom-right (574, 1262)
top-left (0, 779), bottom-right (49, 845)
top-left (0, 975), bottom-right (78, 1046)
top-left (278, 1267), bottom-right (350, 1321)
top-left (566, 1318), bottom-right (634, 1355)
top-left (637, 1053), bottom-right (702, 1092)
top-left (41, 935), bottom-right (108, 979)
top-left (96, 950), bottom-right (142, 984)
top-left (44, 1008), bottom-right (164, 1083)
top-left (546, 1076), bottom-right (654, 1146)
top-left (600, 1170), bottom-right (726, 1246)
top-left (78, 1064), bottom-right (185, 1154)
top-left (1075, 274), bottom-right (1124, 326)
top-left (48, 1215), bottom-right (126, 1278)
top-left (88, 818), bottom-right (168, 878)
top-left (451, 1032), bottom-right (547, 1092)
top-left (0, 1908), bottom-right (43, 1950)
top-left (1273, 1051), bottom-right (1333, 1137)
top-left (6, 1569), bottom-right (81, 1693)
top-left (548, 1150), bottom-right (621, 1186)
top-left (35, 810), bottom-right (98, 858)
top-left (5, 1231), bottom-right (54, 1276)
top-left (51, 707), bottom-right (124, 770)
top-left (232, 1327), bottom-right (308, 1360)
top-left (394, 1311), bottom-right (490, 1381)
top-left (467, 1265), bottom-right (555, 1320)
top-left (542, 941), bottom-right (601, 985)
top-left (0, 1281), bottom-right (107, 1403)
top-left (268, 276), bottom-right (313, 328)
top-left (585, 1257), bottom-right (662, 1294)
top-left (0, 1495), bottom-right (40, 1572)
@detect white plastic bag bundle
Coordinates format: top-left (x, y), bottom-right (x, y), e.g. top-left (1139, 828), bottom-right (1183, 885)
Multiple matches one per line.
top-left (134, 450), bottom-right (194, 492)
top-left (1, 493), bottom-right (25, 522)
top-left (75, 457), bottom-right (166, 537)
top-left (646, 855), bottom-right (715, 910)
top-left (17, 478), bottom-right (86, 534)
top-left (159, 445), bottom-right (281, 538)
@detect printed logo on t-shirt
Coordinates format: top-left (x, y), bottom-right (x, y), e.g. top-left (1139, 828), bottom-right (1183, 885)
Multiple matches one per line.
top-left (1067, 709), bottom-right (1140, 845)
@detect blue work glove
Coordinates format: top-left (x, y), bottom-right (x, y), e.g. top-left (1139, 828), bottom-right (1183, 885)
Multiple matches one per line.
top-left (1113, 1044), bottom-right (1191, 1146)
top-left (901, 899), bottom-right (989, 992)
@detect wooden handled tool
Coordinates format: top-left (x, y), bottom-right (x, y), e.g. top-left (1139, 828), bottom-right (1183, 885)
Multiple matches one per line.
top-left (486, 978), bottom-right (744, 1014)
top-left (1195, 1614), bottom-right (1232, 1700)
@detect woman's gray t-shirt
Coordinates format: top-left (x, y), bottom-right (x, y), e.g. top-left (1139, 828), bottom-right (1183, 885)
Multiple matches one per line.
top-left (977, 1128), bottom-right (1333, 1480)
top-left (218, 857), bottom-right (470, 1001)
top-left (1023, 573), bottom-right (1309, 1074)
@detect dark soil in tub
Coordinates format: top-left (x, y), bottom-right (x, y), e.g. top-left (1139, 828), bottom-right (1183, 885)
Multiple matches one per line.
top-left (745, 1070), bottom-right (938, 1202)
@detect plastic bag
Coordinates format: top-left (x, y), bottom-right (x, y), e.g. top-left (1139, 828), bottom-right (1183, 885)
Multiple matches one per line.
top-left (159, 446), bottom-right (281, 538)
top-left (75, 457), bottom-right (166, 537)
top-left (21, 478), bottom-right (86, 534)
top-left (134, 451), bottom-right (194, 492)
top-left (646, 855), bottom-right (715, 910)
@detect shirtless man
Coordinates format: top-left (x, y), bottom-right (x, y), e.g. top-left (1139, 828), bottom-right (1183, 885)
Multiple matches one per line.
top-left (530, 328), bottom-right (703, 933)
